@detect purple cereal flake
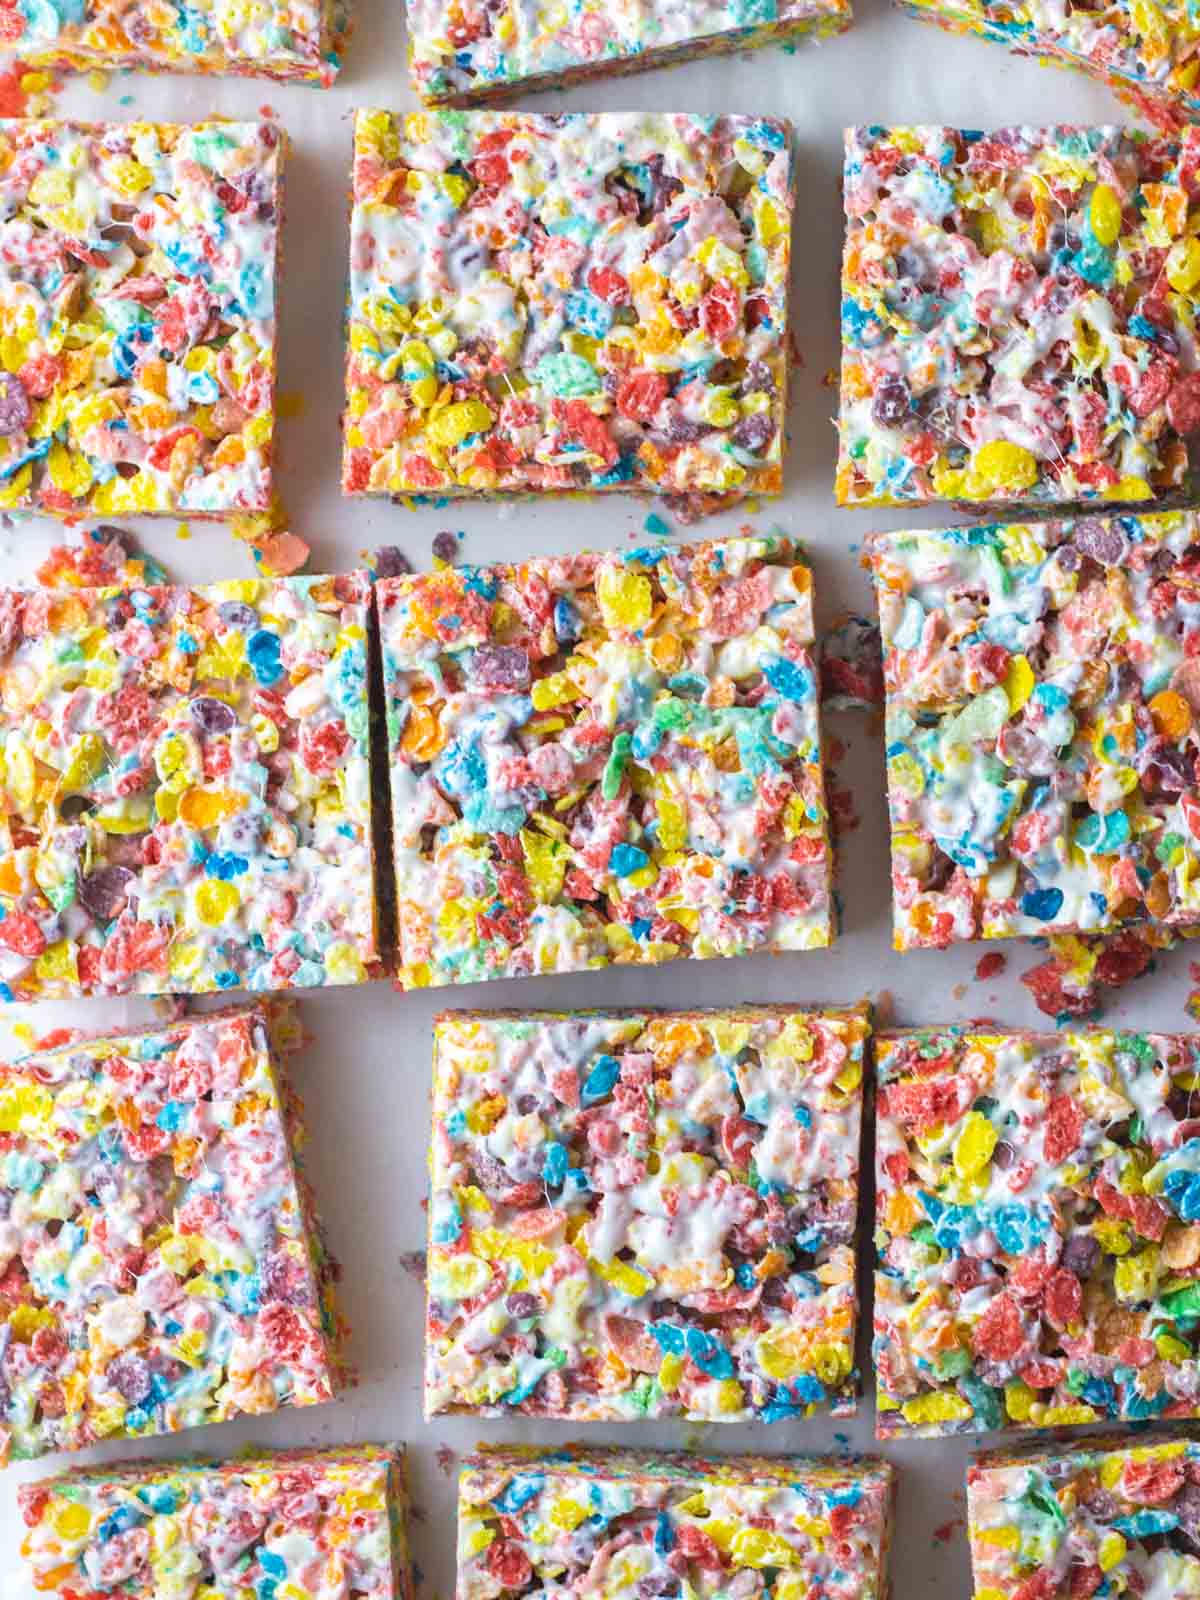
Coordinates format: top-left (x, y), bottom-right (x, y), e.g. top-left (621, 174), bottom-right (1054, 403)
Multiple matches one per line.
top-left (731, 413), bottom-right (774, 454)
top-left (470, 643), bottom-right (530, 691)
top-left (432, 530), bottom-right (460, 564)
top-left (1072, 517), bottom-right (1128, 567)
top-left (190, 696), bottom-right (238, 736)
top-left (374, 545), bottom-right (413, 579)
top-left (106, 1352), bottom-right (152, 1404)
top-left (0, 373), bottom-right (31, 437)
top-left (77, 865), bottom-right (135, 923)
top-left (218, 600), bottom-right (258, 629)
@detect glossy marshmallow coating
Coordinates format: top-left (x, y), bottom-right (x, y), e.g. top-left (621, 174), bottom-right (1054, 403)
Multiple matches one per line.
top-left (379, 532), bottom-right (832, 989)
top-left (428, 1006), bottom-right (868, 1420)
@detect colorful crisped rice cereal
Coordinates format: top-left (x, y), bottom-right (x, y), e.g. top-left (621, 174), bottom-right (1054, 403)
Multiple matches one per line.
top-left (378, 532), bottom-right (833, 989)
top-left (19, 1443), bottom-right (412, 1595)
top-left (968, 1433), bottom-right (1200, 1599)
top-left (820, 611), bottom-right (884, 712)
top-left (896, 0), bottom-right (1200, 135)
top-left (0, 573), bottom-right (376, 999)
top-left (344, 111), bottom-right (793, 512)
top-left (405, 0), bottom-right (850, 106)
top-left (7, 0), bottom-right (347, 84)
top-left (838, 125), bottom-right (1200, 510)
top-left (0, 1005), bottom-right (345, 1462)
top-left (866, 511), bottom-right (1200, 952)
top-left (34, 525), bottom-right (170, 592)
top-left (874, 1024), bottom-right (1200, 1440)
top-left (0, 119), bottom-right (283, 519)
top-left (458, 1444), bottom-right (895, 1600)
top-left (428, 1006), bottom-right (868, 1421)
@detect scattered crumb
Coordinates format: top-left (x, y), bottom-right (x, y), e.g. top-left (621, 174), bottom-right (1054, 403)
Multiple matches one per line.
top-left (373, 546), bottom-right (413, 579)
top-left (432, 529), bottom-right (461, 564)
top-left (1022, 928), bottom-right (1173, 1023)
top-left (0, 60), bottom-right (61, 118)
top-left (975, 952), bottom-right (1007, 981)
top-left (820, 613), bottom-right (884, 711)
top-left (399, 1249), bottom-right (427, 1283)
top-left (36, 523), bottom-right (169, 590)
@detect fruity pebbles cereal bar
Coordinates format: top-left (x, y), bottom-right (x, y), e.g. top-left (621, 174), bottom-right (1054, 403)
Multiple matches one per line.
top-left (968, 1433), bottom-right (1200, 1599)
top-left (838, 125), bottom-right (1200, 510)
top-left (896, 0), bottom-right (1200, 136)
top-left (7, 0), bottom-right (346, 84)
top-left (0, 120), bottom-right (282, 519)
top-left (0, 573), bottom-right (376, 999)
top-left (405, 0), bottom-right (849, 107)
top-left (19, 1442), bottom-right (412, 1595)
top-left (379, 532), bottom-right (833, 989)
top-left (428, 1006), bottom-right (868, 1420)
top-left (345, 111), bottom-right (792, 511)
top-left (458, 1444), bottom-right (895, 1600)
top-left (0, 1005), bottom-right (345, 1462)
top-left (868, 511), bottom-right (1200, 952)
top-left (874, 1024), bottom-right (1200, 1440)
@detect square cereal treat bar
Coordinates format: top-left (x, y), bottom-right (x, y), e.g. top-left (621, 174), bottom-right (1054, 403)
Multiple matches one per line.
top-left (9, 0), bottom-right (346, 84)
top-left (458, 1444), bottom-right (895, 1600)
top-left (0, 120), bottom-right (282, 518)
top-left (428, 1006), bottom-right (868, 1420)
top-left (896, 0), bottom-right (1200, 136)
top-left (0, 1005), bottom-right (346, 1462)
top-left (405, 0), bottom-right (850, 107)
top-left (379, 532), bottom-right (832, 988)
top-left (968, 1433), bottom-right (1200, 1599)
top-left (345, 111), bottom-right (792, 512)
top-left (19, 1443), bottom-right (412, 1594)
top-left (837, 125), bottom-right (1200, 509)
top-left (874, 1024), bottom-right (1200, 1440)
top-left (867, 511), bottom-right (1200, 951)
top-left (0, 573), bottom-right (376, 999)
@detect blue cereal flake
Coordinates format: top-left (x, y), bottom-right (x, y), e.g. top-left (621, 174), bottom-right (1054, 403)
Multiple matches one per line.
top-left (246, 629), bottom-right (283, 686)
top-left (609, 843), bottom-right (649, 877)
top-left (1021, 886), bottom-right (1064, 922)
top-left (762, 655), bottom-right (813, 702)
top-left (683, 1327), bottom-right (734, 1379)
top-left (581, 1054), bottom-right (620, 1105)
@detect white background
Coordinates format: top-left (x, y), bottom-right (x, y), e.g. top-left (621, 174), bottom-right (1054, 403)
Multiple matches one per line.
top-left (0, 6), bottom-right (1185, 1593)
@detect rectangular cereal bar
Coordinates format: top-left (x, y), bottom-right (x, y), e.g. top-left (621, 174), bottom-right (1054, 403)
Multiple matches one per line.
top-left (838, 125), bottom-right (1200, 509)
top-left (0, 119), bottom-right (283, 518)
top-left (458, 1444), bottom-right (895, 1600)
top-left (0, 1005), bottom-right (345, 1462)
top-left (19, 1443), bottom-right (412, 1594)
top-left (897, 0), bottom-right (1200, 134)
top-left (428, 1006), bottom-right (868, 1420)
top-left (405, 0), bottom-right (850, 106)
top-left (875, 1024), bottom-right (1200, 1440)
top-left (968, 1433), bottom-right (1200, 1599)
top-left (0, 573), bottom-right (376, 998)
top-left (867, 511), bottom-right (1200, 951)
top-left (379, 531), bottom-right (832, 988)
top-left (345, 111), bottom-right (792, 511)
top-left (9, 0), bottom-right (346, 84)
